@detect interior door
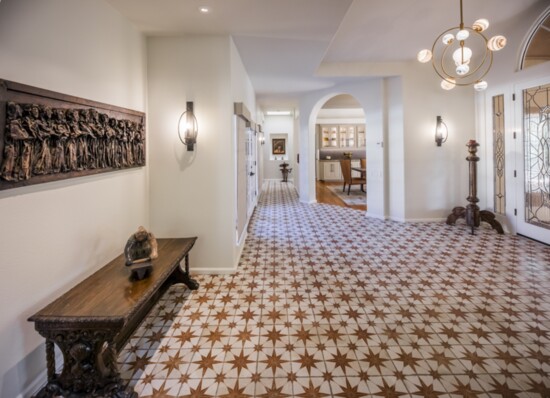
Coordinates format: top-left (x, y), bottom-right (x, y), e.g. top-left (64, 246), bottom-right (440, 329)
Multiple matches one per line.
top-left (246, 128), bottom-right (258, 217)
top-left (514, 80), bottom-right (550, 244)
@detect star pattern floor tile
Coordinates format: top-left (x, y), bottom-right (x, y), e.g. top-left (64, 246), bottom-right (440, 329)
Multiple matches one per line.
top-left (120, 181), bottom-right (550, 397)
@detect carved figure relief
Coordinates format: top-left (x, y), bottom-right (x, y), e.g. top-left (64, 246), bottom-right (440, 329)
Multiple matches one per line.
top-left (0, 79), bottom-right (146, 190)
top-left (0, 101), bottom-right (145, 184)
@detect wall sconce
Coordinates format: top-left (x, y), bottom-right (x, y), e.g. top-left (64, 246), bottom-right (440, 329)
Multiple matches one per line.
top-left (435, 116), bottom-right (448, 146)
top-left (259, 133), bottom-right (265, 145)
top-left (178, 101), bottom-right (198, 151)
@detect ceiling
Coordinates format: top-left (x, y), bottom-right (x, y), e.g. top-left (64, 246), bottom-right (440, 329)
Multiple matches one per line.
top-left (106, 0), bottom-right (545, 110)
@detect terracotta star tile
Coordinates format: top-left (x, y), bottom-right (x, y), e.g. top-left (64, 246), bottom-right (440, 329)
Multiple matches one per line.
top-left (117, 181), bottom-right (550, 396)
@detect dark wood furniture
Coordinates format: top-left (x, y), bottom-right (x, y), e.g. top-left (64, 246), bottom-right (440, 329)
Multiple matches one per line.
top-left (279, 162), bottom-right (292, 182)
top-left (28, 238), bottom-right (199, 398)
top-left (340, 159), bottom-right (366, 194)
top-left (352, 166), bottom-right (366, 179)
top-left (446, 140), bottom-right (503, 235)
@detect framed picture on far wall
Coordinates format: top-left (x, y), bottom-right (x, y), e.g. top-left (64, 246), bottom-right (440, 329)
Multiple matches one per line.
top-left (272, 138), bottom-right (286, 155)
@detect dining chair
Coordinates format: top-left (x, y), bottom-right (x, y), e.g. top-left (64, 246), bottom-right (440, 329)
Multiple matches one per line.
top-left (360, 158), bottom-right (366, 169)
top-left (339, 159), bottom-right (366, 195)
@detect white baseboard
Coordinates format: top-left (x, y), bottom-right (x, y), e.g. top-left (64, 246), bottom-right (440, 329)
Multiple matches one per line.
top-left (190, 265), bottom-right (239, 275)
top-left (365, 212), bottom-right (386, 220)
top-left (19, 350), bottom-right (63, 398)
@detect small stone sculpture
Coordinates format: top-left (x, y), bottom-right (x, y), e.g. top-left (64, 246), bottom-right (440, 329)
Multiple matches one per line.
top-left (124, 226), bottom-right (158, 280)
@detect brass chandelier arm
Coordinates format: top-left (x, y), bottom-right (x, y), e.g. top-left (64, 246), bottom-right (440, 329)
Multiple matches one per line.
top-left (430, 27), bottom-right (493, 86)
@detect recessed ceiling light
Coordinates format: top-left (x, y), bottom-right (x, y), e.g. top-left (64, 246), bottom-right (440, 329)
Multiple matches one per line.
top-left (266, 110), bottom-right (291, 116)
top-left (199, 6), bottom-right (210, 13)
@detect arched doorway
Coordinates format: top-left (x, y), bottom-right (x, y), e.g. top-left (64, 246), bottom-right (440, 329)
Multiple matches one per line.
top-left (312, 94), bottom-right (367, 210)
top-left (298, 80), bottom-right (387, 219)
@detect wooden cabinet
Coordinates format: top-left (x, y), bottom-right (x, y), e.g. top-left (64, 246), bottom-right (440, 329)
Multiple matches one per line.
top-left (319, 124), bottom-right (365, 148)
top-left (320, 125), bottom-right (339, 148)
top-left (322, 161), bottom-right (342, 180)
top-left (357, 125), bottom-right (366, 147)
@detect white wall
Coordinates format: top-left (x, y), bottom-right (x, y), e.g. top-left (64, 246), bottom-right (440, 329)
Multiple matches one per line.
top-left (0, 1), bottom-right (147, 396)
top-left (313, 62), bottom-right (474, 221)
top-left (263, 115), bottom-right (294, 180)
top-left (293, 115), bottom-right (300, 195)
top-left (386, 77), bottom-right (405, 221)
top-left (401, 63), bottom-right (473, 221)
top-left (230, 37), bottom-right (257, 260)
top-left (147, 35), bottom-right (255, 274)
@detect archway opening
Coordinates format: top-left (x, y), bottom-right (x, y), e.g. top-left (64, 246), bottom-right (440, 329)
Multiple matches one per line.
top-left (312, 94), bottom-right (367, 210)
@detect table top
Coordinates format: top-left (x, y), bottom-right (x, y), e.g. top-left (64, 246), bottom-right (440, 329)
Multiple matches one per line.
top-left (29, 238), bottom-right (196, 324)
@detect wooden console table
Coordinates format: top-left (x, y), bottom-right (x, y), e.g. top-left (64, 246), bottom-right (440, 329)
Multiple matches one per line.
top-left (28, 238), bottom-right (198, 398)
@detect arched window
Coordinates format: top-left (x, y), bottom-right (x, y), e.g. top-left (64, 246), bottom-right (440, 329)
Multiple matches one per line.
top-left (520, 8), bottom-right (550, 70)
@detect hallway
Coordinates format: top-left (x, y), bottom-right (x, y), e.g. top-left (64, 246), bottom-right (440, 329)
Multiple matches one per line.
top-left (120, 181), bottom-right (550, 397)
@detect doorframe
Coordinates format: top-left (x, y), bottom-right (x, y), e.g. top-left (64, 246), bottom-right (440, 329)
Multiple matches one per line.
top-left (306, 93), bottom-right (371, 212)
top-left (511, 76), bottom-right (550, 244)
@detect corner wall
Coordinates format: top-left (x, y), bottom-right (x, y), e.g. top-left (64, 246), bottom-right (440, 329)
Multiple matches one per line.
top-left (315, 62), bottom-right (474, 221)
top-left (0, 0), bottom-right (147, 396)
top-left (147, 35), bottom-right (256, 273)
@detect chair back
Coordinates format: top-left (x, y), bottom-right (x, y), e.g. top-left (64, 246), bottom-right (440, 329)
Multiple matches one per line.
top-left (339, 159), bottom-right (352, 183)
top-left (360, 158), bottom-right (366, 169)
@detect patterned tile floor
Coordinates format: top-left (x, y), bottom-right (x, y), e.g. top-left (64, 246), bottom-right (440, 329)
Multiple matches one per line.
top-left (120, 181), bottom-right (550, 397)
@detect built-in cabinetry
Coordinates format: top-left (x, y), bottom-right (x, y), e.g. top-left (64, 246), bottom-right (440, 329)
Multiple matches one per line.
top-left (319, 124), bottom-right (366, 148)
top-left (318, 160), bottom-right (361, 181)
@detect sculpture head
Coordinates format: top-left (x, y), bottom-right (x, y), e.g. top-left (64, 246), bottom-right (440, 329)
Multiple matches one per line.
top-left (89, 109), bottom-right (99, 123)
top-left (25, 104), bottom-right (40, 119)
top-left (53, 108), bottom-right (66, 122)
top-left (7, 102), bottom-right (23, 119)
top-left (79, 108), bottom-right (89, 122)
top-left (41, 106), bottom-right (53, 120)
top-left (99, 113), bottom-right (109, 125)
top-left (134, 226), bottom-right (149, 242)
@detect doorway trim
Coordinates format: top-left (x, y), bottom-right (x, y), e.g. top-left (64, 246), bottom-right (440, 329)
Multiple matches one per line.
top-left (299, 81), bottom-right (387, 219)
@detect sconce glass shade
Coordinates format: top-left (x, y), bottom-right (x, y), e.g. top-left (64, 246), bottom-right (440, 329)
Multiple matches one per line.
top-left (474, 80), bottom-right (488, 91)
top-left (417, 49), bottom-right (432, 63)
top-left (442, 34), bottom-right (455, 45)
top-left (487, 35), bottom-right (507, 51)
top-left (441, 78), bottom-right (456, 90)
top-left (472, 19), bottom-right (489, 32)
top-left (178, 101), bottom-right (198, 151)
top-left (435, 115), bottom-right (448, 146)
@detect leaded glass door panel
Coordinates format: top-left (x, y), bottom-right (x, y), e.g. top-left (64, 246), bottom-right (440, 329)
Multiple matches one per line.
top-left (516, 82), bottom-right (550, 244)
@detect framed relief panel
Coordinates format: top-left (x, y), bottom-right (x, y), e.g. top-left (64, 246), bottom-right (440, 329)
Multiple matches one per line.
top-left (0, 79), bottom-right (146, 190)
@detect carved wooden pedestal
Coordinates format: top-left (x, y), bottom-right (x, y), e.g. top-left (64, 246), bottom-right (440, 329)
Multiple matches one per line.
top-left (280, 162), bottom-right (292, 183)
top-left (29, 238), bottom-right (199, 398)
top-left (446, 140), bottom-right (504, 235)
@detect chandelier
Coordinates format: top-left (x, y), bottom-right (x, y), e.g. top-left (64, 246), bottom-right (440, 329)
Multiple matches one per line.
top-left (417, 0), bottom-right (506, 91)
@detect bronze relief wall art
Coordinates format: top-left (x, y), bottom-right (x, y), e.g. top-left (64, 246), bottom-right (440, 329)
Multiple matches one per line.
top-left (0, 79), bottom-right (146, 190)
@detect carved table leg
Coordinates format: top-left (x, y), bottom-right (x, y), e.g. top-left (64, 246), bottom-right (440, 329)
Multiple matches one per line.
top-left (33, 328), bottom-right (136, 398)
top-left (168, 255), bottom-right (199, 290)
top-left (480, 210), bottom-right (504, 234)
top-left (446, 206), bottom-right (466, 225)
